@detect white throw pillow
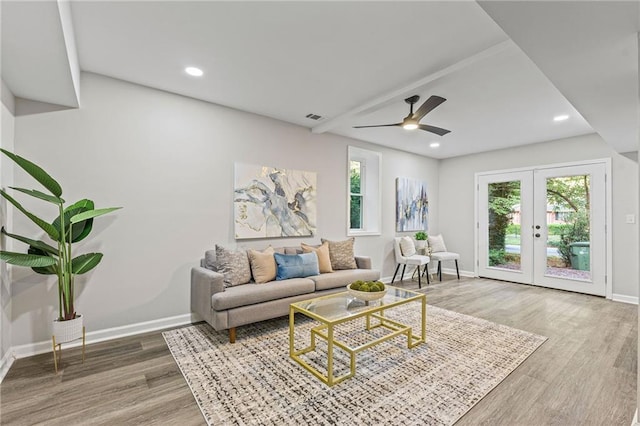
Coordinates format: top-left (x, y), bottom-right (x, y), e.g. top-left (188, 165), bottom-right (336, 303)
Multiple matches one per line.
top-left (428, 234), bottom-right (447, 253)
top-left (399, 236), bottom-right (416, 257)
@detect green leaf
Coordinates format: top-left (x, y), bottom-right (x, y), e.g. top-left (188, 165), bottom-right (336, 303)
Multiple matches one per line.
top-left (71, 253), bottom-right (103, 274)
top-left (0, 149), bottom-right (62, 197)
top-left (27, 247), bottom-right (58, 275)
top-left (53, 199), bottom-right (94, 243)
top-left (0, 251), bottom-right (57, 268)
top-left (9, 187), bottom-right (64, 204)
top-left (70, 207), bottom-right (122, 224)
top-left (0, 189), bottom-right (60, 240)
top-left (1, 227), bottom-right (58, 255)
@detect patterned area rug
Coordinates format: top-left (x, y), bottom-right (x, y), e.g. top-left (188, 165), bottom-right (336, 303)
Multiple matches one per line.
top-left (163, 305), bottom-right (546, 425)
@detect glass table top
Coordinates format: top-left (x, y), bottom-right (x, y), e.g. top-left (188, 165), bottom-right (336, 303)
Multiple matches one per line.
top-left (291, 285), bottom-right (424, 322)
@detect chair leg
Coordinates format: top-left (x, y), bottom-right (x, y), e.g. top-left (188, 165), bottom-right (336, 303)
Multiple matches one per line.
top-left (438, 261), bottom-right (442, 281)
top-left (455, 260), bottom-right (460, 279)
top-left (400, 265), bottom-right (406, 281)
top-left (229, 327), bottom-right (236, 344)
top-left (391, 264), bottom-right (400, 283)
top-left (426, 265), bottom-right (430, 284)
top-left (417, 265), bottom-right (422, 289)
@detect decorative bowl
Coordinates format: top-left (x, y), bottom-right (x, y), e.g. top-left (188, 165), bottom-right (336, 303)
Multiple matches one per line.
top-left (347, 283), bottom-right (387, 302)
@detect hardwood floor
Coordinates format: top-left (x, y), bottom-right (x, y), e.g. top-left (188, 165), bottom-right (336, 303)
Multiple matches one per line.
top-left (1, 276), bottom-right (636, 425)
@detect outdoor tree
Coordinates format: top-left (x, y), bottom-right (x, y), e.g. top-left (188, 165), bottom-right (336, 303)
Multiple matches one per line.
top-left (488, 181), bottom-right (520, 265)
top-left (546, 175), bottom-right (591, 266)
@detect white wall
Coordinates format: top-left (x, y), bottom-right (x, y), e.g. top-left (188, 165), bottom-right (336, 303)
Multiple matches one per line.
top-left (9, 73), bottom-right (439, 346)
top-left (438, 133), bottom-right (639, 298)
top-left (1, 79), bottom-right (16, 368)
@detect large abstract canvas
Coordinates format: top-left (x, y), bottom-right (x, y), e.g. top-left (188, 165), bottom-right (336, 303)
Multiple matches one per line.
top-left (396, 177), bottom-right (428, 232)
top-left (234, 163), bottom-right (317, 239)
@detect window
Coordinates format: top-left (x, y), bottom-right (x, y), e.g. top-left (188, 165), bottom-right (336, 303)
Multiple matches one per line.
top-left (350, 160), bottom-right (363, 229)
top-left (348, 146), bottom-right (381, 235)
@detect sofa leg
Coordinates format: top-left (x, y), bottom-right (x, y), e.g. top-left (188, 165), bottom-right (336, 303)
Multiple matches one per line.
top-left (229, 327), bottom-right (236, 343)
top-left (455, 260), bottom-right (460, 279)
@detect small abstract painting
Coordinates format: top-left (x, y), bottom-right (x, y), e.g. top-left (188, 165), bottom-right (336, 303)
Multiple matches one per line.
top-left (234, 163), bottom-right (317, 239)
top-left (396, 177), bottom-right (428, 232)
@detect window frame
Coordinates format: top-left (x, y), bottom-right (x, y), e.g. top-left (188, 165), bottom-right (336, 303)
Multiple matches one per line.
top-left (347, 146), bottom-right (381, 236)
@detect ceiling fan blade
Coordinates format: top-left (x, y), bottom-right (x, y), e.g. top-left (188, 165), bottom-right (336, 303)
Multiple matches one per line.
top-left (353, 123), bottom-right (402, 129)
top-left (412, 95), bottom-right (446, 121)
top-left (418, 124), bottom-right (451, 136)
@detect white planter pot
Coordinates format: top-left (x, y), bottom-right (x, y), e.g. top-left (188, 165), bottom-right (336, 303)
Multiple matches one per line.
top-left (415, 240), bottom-right (427, 250)
top-left (53, 314), bottom-right (84, 344)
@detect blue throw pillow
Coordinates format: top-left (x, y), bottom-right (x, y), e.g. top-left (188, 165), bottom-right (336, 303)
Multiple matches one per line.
top-left (274, 252), bottom-right (320, 280)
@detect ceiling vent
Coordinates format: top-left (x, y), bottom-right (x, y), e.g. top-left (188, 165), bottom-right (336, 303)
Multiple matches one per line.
top-left (305, 113), bottom-right (322, 121)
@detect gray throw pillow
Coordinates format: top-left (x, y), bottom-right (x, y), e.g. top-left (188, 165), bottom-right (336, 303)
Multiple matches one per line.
top-left (215, 245), bottom-right (251, 286)
top-left (321, 237), bottom-right (357, 270)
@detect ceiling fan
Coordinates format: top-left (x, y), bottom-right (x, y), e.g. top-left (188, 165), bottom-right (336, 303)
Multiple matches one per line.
top-left (353, 95), bottom-right (451, 136)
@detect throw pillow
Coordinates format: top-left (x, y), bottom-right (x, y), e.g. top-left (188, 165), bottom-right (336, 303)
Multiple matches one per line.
top-left (399, 236), bottom-right (416, 257)
top-left (247, 247), bottom-right (277, 284)
top-left (321, 237), bottom-right (357, 270)
top-left (274, 252), bottom-right (320, 280)
top-left (301, 242), bottom-right (334, 273)
top-left (215, 245), bottom-right (251, 287)
top-left (428, 234), bottom-right (447, 253)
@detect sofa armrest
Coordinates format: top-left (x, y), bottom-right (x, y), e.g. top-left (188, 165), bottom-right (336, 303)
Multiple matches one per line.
top-left (355, 256), bottom-right (372, 269)
top-left (191, 267), bottom-right (225, 322)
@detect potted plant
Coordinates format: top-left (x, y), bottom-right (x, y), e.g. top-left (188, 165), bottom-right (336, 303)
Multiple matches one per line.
top-left (414, 231), bottom-right (428, 250)
top-left (0, 149), bottom-right (121, 344)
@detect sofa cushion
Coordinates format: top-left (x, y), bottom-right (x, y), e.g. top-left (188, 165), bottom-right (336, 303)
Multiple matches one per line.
top-left (310, 269), bottom-right (381, 291)
top-left (274, 252), bottom-right (320, 280)
top-left (321, 237), bottom-right (357, 270)
top-left (212, 278), bottom-right (315, 311)
top-left (248, 247), bottom-right (277, 283)
top-left (215, 245), bottom-right (251, 286)
top-left (301, 242), bottom-right (333, 273)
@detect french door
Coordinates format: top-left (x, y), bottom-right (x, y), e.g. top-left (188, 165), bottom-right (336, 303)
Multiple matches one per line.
top-left (477, 162), bottom-right (607, 296)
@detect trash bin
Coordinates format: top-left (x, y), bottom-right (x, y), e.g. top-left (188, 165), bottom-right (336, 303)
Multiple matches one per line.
top-left (569, 242), bottom-right (590, 271)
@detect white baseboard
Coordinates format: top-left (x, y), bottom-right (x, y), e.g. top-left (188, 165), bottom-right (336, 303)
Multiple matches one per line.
top-left (612, 294), bottom-right (639, 305)
top-left (10, 313), bottom-right (198, 359)
top-left (631, 408), bottom-right (638, 426)
top-left (0, 348), bottom-right (16, 383)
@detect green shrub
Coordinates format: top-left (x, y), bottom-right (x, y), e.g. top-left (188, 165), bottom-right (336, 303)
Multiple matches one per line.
top-left (489, 249), bottom-right (507, 266)
top-left (506, 223), bottom-right (520, 236)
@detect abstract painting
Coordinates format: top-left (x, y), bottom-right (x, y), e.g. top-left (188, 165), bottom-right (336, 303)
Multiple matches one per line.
top-left (234, 163), bottom-right (317, 239)
top-left (396, 177), bottom-right (428, 232)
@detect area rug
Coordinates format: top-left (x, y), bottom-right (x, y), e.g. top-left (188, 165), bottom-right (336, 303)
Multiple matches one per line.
top-left (163, 305), bottom-right (546, 425)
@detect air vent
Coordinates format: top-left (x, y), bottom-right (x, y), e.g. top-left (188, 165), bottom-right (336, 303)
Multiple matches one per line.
top-left (305, 113), bottom-right (322, 121)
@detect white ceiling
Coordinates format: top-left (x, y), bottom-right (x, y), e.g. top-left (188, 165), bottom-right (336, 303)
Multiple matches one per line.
top-left (1, 1), bottom-right (638, 159)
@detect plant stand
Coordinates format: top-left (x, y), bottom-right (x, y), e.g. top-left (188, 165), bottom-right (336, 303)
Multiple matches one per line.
top-left (52, 315), bottom-right (86, 374)
top-left (52, 327), bottom-right (85, 374)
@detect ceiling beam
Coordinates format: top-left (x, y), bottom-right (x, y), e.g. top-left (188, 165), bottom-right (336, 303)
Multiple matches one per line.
top-left (311, 39), bottom-right (514, 134)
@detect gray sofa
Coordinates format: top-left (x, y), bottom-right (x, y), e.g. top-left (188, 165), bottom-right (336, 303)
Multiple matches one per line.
top-left (191, 246), bottom-right (380, 342)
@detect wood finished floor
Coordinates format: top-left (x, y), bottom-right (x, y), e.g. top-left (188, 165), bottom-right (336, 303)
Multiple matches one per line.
top-left (1, 276), bottom-right (636, 425)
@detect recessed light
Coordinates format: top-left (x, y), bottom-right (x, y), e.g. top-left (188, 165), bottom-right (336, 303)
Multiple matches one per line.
top-left (185, 67), bottom-right (203, 77)
top-left (553, 114), bottom-right (569, 122)
top-left (430, 142), bottom-right (440, 148)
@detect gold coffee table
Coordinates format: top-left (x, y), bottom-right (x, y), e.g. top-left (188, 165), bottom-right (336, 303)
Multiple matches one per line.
top-left (289, 285), bottom-right (426, 386)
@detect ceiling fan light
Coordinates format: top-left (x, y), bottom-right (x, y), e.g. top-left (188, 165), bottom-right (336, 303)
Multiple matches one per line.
top-left (402, 119), bottom-right (419, 130)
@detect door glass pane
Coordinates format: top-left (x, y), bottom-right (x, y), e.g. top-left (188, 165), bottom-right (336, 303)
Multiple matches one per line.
top-left (545, 175), bottom-right (591, 280)
top-left (488, 181), bottom-right (521, 270)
